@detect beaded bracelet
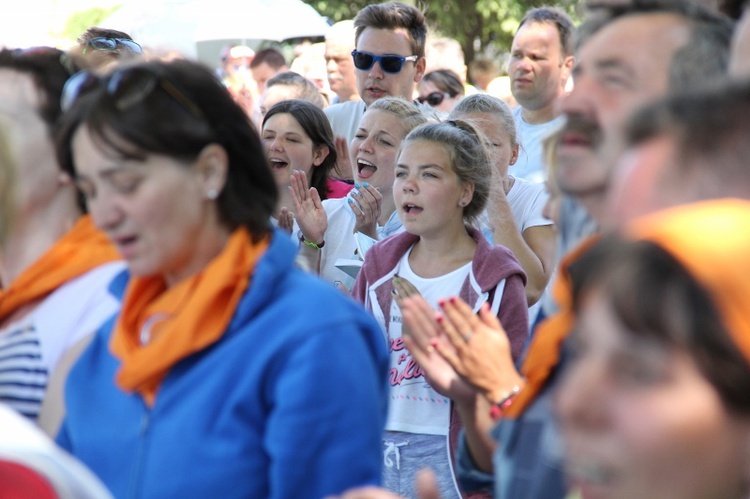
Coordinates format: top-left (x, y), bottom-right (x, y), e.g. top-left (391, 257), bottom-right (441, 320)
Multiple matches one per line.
top-left (489, 384), bottom-right (522, 420)
top-left (299, 232), bottom-right (325, 249)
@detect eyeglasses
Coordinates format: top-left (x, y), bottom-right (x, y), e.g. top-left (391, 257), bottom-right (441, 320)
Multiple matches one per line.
top-left (61, 67), bottom-right (204, 121)
top-left (351, 50), bottom-right (418, 74)
top-left (417, 92), bottom-right (452, 107)
top-left (83, 37), bottom-right (143, 55)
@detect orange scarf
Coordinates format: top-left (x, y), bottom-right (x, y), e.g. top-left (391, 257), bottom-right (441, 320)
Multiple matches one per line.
top-left (0, 216), bottom-right (120, 322)
top-left (110, 228), bottom-right (268, 406)
top-left (504, 236), bottom-right (599, 418)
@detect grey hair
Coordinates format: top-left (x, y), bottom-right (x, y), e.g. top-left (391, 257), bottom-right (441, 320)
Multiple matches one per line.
top-left (266, 71), bottom-right (326, 109)
top-left (449, 93), bottom-right (519, 149)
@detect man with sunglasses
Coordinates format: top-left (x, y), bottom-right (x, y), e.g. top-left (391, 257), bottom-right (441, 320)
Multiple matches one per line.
top-left (72, 27), bottom-right (143, 72)
top-left (324, 1), bottom-right (440, 180)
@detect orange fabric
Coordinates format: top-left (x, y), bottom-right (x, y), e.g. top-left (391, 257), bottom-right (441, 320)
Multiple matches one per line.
top-left (627, 199), bottom-right (750, 365)
top-left (0, 216), bottom-right (120, 322)
top-left (110, 228), bottom-right (268, 406)
top-left (504, 236), bottom-right (599, 418)
top-left (507, 199), bottom-right (750, 418)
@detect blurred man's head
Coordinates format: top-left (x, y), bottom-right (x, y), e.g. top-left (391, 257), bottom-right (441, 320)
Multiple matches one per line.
top-left (607, 76), bottom-right (750, 226)
top-left (250, 47), bottom-right (288, 94)
top-left (325, 20), bottom-right (359, 102)
top-left (353, 1), bottom-right (427, 106)
top-left (554, 0), bottom-right (732, 218)
top-left (73, 27), bottom-right (142, 72)
top-left (424, 36), bottom-right (468, 83)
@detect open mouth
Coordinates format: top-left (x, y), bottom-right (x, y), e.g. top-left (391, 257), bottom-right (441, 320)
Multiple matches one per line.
top-left (112, 235), bottom-right (138, 257)
top-left (357, 159), bottom-right (377, 179)
top-left (560, 131), bottom-right (593, 148)
top-left (402, 202), bottom-right (423, 215)
top-left (269, 158), bottom-right (289, 170)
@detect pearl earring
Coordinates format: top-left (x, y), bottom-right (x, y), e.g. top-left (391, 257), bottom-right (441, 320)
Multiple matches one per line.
top-left (207, 189), bottom-right (219, 200)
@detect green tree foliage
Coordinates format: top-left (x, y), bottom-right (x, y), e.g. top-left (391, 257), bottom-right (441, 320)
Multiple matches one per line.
top-left (303, 0), bottom-right (583, 65)
top-left (58, 5), bottom-right (122, 42)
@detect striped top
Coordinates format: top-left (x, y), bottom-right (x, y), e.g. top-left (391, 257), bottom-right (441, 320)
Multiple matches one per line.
top-left (0, 261), bottom-right (125, 420)
top-left (0, 325), bottom-right (48, 418)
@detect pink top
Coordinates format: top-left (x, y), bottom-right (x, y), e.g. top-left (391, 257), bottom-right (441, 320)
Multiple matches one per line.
top-left (326, 178), bottom-right (354, 199)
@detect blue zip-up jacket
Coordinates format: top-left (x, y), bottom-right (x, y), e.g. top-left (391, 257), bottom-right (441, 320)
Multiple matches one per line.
top-left (57, 230), bottom-right (389, 499)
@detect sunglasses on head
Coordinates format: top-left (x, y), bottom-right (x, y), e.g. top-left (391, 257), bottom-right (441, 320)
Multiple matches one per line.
top-left (351, 50), bottom-right (418, 74)
top-left (417, 92), bottom-right (453, 107)
top-left (61, 66), bottom-right (204, 121)
top-left (83, 37), bottom-right (143, 55)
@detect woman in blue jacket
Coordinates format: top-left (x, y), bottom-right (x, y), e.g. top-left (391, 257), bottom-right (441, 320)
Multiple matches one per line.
top-left (55, 58), bottom-right (388, 499)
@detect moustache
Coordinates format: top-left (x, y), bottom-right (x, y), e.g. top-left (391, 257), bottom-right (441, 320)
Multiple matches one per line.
top-left (562, 113), bottom-right (603, 148)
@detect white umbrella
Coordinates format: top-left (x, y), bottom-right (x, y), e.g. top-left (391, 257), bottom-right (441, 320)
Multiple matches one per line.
top-left (193, 0), bottom-right (331, 42)
top-left (100, 0), bottom-right (330, 60)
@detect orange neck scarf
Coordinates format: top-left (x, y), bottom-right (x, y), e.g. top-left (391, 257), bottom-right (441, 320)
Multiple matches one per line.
top-left (0, 216), bottom-right (120, 323)
top-left (504, 236), bottom-right (599, 418)
top-left (110, 228), bottom-right (268, 406)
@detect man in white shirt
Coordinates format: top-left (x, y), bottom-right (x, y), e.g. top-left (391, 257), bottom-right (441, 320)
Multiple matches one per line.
top-left (509, 6), bottom-right (575, 184)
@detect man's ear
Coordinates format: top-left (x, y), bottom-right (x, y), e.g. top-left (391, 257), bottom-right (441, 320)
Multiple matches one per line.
top-left (414, 56), bottom-right (427, 83)
top-left (196, 143), bottom-right (229, 199)
top-left (561, 55), bottom-right (575, 87)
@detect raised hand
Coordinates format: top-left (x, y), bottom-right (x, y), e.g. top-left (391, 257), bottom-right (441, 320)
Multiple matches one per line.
top-left (277, 207), bottom-right (294, 234)
top-left (435, 297), bottom-right (524, 404)
top-left (395, 283), bottom-right (478, 404)
top-left (290, 170), bottom-right (326, 245)
top-left (333, 135), bottom-right (353, 182)
top-left (349, 183), bottom-right (382, 239)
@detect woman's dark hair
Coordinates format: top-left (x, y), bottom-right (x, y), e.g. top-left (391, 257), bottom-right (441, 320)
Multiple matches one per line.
top-left (569, 236), bottom-right (750, 415)
top-left (56, 58), bottom-right (277, 241)
top-left (261, 99), bottom-right (336, 200)
top-left (421, 69), bottom-right (464, 98)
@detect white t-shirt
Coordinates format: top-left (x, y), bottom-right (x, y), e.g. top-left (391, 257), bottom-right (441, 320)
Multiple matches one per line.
top-left (385, 247), bottom-right (471, 436)
top-left (308, 196), bottom-right (403, 289)
top-left (511, 106), bottom-right (565, 184)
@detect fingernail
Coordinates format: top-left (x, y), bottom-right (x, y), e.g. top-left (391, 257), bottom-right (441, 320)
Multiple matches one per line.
top-left (449, 297), bottom-right (458, 304)
top-left (436, 314), bottom-right (444, 323)
top-left (438, 299), bottom-right (447, 307)
top-left (430, 340), bottom-right (438, 349)
top-left (355, 182), bottom-right (361, 188)
top-left (393, 276), bottom-right (400, 284)
top-left (363, 182), bottom-right (370, 188)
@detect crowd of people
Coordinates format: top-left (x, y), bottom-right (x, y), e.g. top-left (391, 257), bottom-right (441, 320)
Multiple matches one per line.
top-left (1, 0), bottom-right (750, 498)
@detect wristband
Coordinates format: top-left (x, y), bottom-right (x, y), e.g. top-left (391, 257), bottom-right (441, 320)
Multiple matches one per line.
top-left (489, 384), bottom-right (522, 420)
top-left (299, 232), bottom-right (325, 249)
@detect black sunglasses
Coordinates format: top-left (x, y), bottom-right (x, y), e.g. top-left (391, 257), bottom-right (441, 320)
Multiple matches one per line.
top-left (417, 92), bottom-right (453, 107)
top-left (83, 37), bottom-right (143, 55)
top-left (351, 50), bottom-right (418, 74)
top-left (61, 67), bottom-right (204, 121)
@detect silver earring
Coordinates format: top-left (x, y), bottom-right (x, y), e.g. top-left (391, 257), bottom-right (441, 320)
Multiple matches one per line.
top-left (459, 200), bottom-right (467, 207)
top-left (207, 189), bottom-right (219, 200)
